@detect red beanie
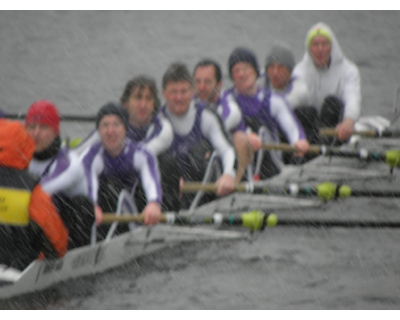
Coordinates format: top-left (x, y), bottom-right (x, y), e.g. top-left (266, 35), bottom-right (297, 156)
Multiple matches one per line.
top-left (25, 100), bottom-right (60, 134)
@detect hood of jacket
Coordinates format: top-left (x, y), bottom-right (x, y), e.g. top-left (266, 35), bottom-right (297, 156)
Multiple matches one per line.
top-left (0, 119), bottom-right (35, 169)
top-left (302, 22), bottom-right (345, 68)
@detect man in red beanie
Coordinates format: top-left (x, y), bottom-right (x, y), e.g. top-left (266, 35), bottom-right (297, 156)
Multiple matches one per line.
top-left (0, 119), bottom-right (68, 271)
top-left (25, 99), bottom-right (61, 153)
top-left (26, 100), bottom-right (96, 249)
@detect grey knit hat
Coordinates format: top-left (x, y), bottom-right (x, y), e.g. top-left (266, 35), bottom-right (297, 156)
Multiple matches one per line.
top-left (265, 45), bottom-right (295, 73)
top-left (228, 47), bottom-right (260, 79)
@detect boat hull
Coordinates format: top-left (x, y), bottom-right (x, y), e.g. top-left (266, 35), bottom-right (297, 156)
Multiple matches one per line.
top-left (0, 224), bottom-right (246, 300)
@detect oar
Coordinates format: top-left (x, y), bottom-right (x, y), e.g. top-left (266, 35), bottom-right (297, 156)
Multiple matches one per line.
top-left (182, 181), bottom-right (400, 202)
top-left (101, 211), bottom-right (278, 232)
top-left (320, 127), bottom-right (400, 138)
top-left (272, 218), bottom-right (400, 228)
top-left (5, 113), bottom-right (96, 122)
top-left (262, 143), bottom-right (400, 169)
top-left (103, 211), bottom-right (400, 229)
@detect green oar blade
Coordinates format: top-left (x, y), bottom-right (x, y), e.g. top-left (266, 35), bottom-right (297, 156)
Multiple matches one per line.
top-left (240, 211), bottom-right (278, 231)
top-left (384, 150), bottom-right (400, 168)
top-left (313, 182), bottom-right (352, 202)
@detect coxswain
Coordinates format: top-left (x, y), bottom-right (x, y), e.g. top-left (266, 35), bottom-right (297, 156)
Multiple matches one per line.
top-left (0, 119), bottom-right (68, 271)
top-left (25, 100), bottom-right (96, 249)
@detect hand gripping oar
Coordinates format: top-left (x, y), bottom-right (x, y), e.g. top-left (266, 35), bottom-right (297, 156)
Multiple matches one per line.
top-left (320, 127), bottom-right (400, 138)
top-left (182, 181), bottom-right (400, 202)
top-left (262, 143), bottom-right (400, 170)
top-left (101, 211), bottom-right (278, 232)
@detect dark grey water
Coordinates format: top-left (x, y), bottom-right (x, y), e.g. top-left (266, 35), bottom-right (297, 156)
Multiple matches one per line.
top-left (1, 11), bottom-right (400, 310)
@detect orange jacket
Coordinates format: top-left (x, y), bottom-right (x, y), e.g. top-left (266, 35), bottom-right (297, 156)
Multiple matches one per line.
top-left (0, 119), bottom-right (68, 259)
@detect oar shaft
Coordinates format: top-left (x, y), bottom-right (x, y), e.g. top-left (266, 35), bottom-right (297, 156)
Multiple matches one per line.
top-left (275, 218), bottom-right (400, 228)
top-left (181, 183), bottom-right (248, 193)
top-left (320, 127), bottom-right (400, 138)
top-left (261, 143), bottom-right (364, 156)
top-left (261, 143), bottom-right (395, 165)
top-left (181, 182), bottom-right (289, 196)
top-left (167, 214), bottom-right (246, 228)
top-left (320, 128), bottom-right (378, 137)
top-left (5, 113), bottom-right (96, 122)
top-left (102, 213), bottom-right (146, 224)
top-left (380, 130), bottom-right (400, 138)
top-left (348, 189), bottom-right (400, 197)
top-left (261, 143), bottom-right (321, 154)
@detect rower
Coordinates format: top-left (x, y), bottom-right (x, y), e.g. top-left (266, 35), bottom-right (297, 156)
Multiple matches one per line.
top-left (71, 75), bottom-right (179, 213)
top-left (79, 102), bottom-right (162, 235)
top-left (0, 119), bottom-right (68, 271)
top-left (160, 62), bottom-right (237, 209)
top-left (25, 100), bottom-right (96, 249)
top-left (264, 43), bottom-right (319, 163)
top-left (120, 75), bottom-right (179, 213)
top-left (224, 47), bottom-right (310, 179)
top-left (293, 22), bottom-right (361, 143)
top-left (193, 59), bottom-right (255, 183)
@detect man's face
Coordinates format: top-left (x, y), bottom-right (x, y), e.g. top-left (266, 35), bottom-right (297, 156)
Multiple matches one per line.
top-left (98, 114), bottom-right (126, 157)
top-left (194, 65), bottom-right (221, 104)
top-left (309, 35), bottom-right (331, 68)
top-left (26, 123), bottom-right (58, 153)
top-left (267, 63), bottom-right (291, 90)
top-left (231, 62), bottom-right (258, 95)
top-left (124, 86), bottom-right (155, 128)
top-left (163, 80), bottom-right (194, 116)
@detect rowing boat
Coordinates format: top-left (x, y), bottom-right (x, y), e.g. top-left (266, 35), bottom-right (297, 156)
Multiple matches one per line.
top-left (1, 115), bottom-right (398, 300)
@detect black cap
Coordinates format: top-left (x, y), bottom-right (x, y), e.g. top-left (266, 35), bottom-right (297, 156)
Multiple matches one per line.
top-left (96, 102), bottom-right (129, 130)
top-left (228, 47), bottom-right (260, 79)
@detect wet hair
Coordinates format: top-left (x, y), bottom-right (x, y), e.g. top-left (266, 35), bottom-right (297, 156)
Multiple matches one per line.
top-left (120, 75), bottom-right (160, 113)
top-left (193, 59), bottom-right (222, 84)
top-left (162, 62), bottom-right (193, 89)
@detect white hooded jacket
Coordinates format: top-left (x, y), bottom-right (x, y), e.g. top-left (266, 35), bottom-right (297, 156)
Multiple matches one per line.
top-left (293, 22), bottom-right (361, 121)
